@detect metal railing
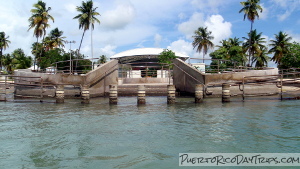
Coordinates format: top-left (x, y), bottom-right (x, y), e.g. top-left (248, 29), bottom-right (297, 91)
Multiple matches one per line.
top-left (0, 75), bottom-right (48, 101)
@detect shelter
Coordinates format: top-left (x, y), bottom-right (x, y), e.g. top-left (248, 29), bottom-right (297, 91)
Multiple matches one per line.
top-left (110, 48), bottom-right (189, 79)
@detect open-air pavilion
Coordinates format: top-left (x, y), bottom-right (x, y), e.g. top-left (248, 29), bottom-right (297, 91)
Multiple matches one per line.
top-left (110, 48), bottom-right (189, 79)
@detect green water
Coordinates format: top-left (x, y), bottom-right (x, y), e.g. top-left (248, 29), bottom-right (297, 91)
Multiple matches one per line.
top-left (0, 97), bottom-right (299, 169)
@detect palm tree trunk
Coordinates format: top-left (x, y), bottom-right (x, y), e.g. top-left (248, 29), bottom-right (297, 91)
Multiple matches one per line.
top-left (75, 30), bottom-right (86, 72)
top-left (34, 37), bottom-right (39, 71)
top-left (203, 52), bottom-right (205, 63)
top-left (78, 30), bottom-right (85, 53)
top-left (248, 21), bottom-right (253, 67)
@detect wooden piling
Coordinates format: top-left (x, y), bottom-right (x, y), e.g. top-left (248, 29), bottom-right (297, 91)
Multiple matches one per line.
top-left (195, 84), bottom-right (204, 103)
top-left (81, 85), bottom-right (90, 104)
top-left (222, 83), bottom-right (230, 102)
top-left (137, 85), bottom-right (146, 104)
top-left (109, 85), bottom-right (118, 104)
top-left (167, 85), bottom-right (176, 104)
top-left (55, 85), bottom-right (64, 103)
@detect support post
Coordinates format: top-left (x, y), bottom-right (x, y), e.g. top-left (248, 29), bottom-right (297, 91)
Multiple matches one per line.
top-left (109, 85), bottom-right (118, 104)
top-left (137, 85), bottom-right (146, 104)
top-left (81, 85), bottom-right (90, 104)
top-left (222, 83), bottom-right (230, 102)
top-left (55, 85), bottom-right (64, 103)
top-left (167, 85), bottom-right (176, 104)
top-left (195, 84), bottom-right (204, 103)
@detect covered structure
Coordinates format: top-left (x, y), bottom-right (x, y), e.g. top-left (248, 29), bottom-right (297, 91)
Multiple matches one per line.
top-left (110, 48), bottom-right (189, 64)
top-left (110, 48), bottom-right (189, 79)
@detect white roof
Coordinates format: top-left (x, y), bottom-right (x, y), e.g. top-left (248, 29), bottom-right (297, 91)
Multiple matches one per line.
top-left (110, 48), bottom-right (189, 59)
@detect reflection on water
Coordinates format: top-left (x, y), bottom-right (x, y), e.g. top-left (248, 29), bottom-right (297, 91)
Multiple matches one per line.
top-left (0, 97), bottom-right (300, 168)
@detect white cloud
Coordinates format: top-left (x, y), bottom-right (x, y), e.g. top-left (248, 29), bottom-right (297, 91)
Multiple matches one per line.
top-left (178, 12), bottom-right (205, 40)
top-left (65, 3), bottom-right (77, 14)
top-left (204, 15), bottom-right (232, 46)
top-left (154, 34), bottom-right (162, 47)
top-left (99, 45), bottom-right (117, 57)
top-left (191, 0), bottom-right (232, 13)
top-left (101, 2), bottom-right (136, 30)
top-left (270, 0), bottom-right (300, 21)
top-left (167, 39), bottom-right (201, 58)
top-left (259, 4), bottom-right (269, 20)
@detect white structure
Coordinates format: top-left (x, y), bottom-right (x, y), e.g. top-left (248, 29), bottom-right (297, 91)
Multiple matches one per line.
top-left (110, 48), bottom-right (189, 63)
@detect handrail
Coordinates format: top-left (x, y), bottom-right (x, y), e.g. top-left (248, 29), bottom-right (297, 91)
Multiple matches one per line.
top-left (173, 61), bottom-right (213, 94)
top-left (87, 62), bottom-right (119, 88)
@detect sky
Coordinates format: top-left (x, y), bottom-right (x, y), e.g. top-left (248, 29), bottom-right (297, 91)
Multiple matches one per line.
top-left (1, 0), bottom-right (300, 67)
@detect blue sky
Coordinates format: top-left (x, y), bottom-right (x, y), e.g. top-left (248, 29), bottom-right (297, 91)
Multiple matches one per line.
top-left (1, 0), bottom-right (300, 67)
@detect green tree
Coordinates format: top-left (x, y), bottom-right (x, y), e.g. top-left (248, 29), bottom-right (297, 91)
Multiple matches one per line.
top-left (44, 28), bottom-right (66, 51)
top-left (243, 29), bottom-right (266, 67)
top-left (158, 49), bottom-right (177, 66)
top-left (192, 27), bottom-right (214, 63)
top-left (11, 49), bottom-right (32, 69)
top-left (280, 42), bottom-right (300, 69)
top-left (28, 0), bottom-right (54, 70)
top-left (39, 48), bottom-right (65, 69)
top-left (239, 0), bottom-right (263, 66)
top-left (98, 55), bottom-right (107, 64)
top-left (31, 42), bottom-right (45, 69)
top-left (73, 0), bottom-right (100, 53)
top-left (239, 0), bottom-right (263, 32)
top-left (0, 32), bottom-right (11, 70)
top-left (269, 31), bottom-right (292, 66)
top-left (252, 46), bottom-right (269, 68)
top-left (218, 37), bottom-right (246, 66)
top-left (2, 54), bottom-right (13, 74)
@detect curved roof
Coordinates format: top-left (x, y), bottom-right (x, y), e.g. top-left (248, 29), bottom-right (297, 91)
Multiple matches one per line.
top-left (110, 48), bottom-right (189, 59)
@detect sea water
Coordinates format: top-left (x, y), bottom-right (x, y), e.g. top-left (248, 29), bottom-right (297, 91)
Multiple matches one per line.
top-left (0, 97), bottom-right (299, 169)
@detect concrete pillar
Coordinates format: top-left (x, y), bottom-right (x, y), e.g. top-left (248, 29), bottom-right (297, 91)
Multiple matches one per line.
top-left (195, 84), bottom-right (204, 103)
top-left (109, 85), bottom-right (118, 104)
top-left (167, 85), bottom-right (176, 104)
top-left (81, 85), bottom-right (90, 104)
top-left (222, 83), bottom-right (230, 102)
top-left (137, 85), bottom-right (146, 104)
top-left (55, 85), bottom-right (64, 103)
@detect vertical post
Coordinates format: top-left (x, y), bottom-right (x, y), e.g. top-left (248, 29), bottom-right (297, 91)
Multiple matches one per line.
top-left (222, 83), bottom-right (230, 102)
top-left (104, 72), bottom-right (106, 96)
top-left (217, 59), bottom-right (220, 73)
top-left (1, 76), bottom-right (8, 101)
top-left (109, 85), bottom-right (118, 104)
top-left (81, 85), bottom-right (90, 104)
top-left (55, 85), bottom-right (64, 103)
top-left (242, 77), bottom-right (245, 101)
top-left (167, 85), bottom-right (176, 104)
top-left (195, 84), bottom-right (204, 103)
top-left (137, 85), bottom-right (146, 104)
top-left (280, 74), bottom-right (283, 100)
top-left (40, 78), bottom-right (43, 101)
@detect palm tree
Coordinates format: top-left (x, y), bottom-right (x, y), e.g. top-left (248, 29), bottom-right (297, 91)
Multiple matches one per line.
top-left (2, 54), bottom-right (14, 74)
top-left (73, 0), bottom-right (100, 54)
top-left (243, 29), bottom-right (266, 67)
top-left (0, 32), bottom-right (11, 70)
top-left (192, 27), bottom-right (214, 63)
top-left (269, 31), bottom-right (292, 66)
top-left (44, 28), bottom-right (66, 51)
top-left (98, 55), bottom-right (107, 64)
top-left (239, 0), bottom-right (263, 32)
top-left (217, 37), bottom-right (246, 66)
top-left (239, 0), bottom-right (263, 66)
top-left (11, 49), bottom-right (32, 69)
top-left (253, 46), bottom-right (269, 68)
top-left (28, 0), bottom-right (54, 70)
